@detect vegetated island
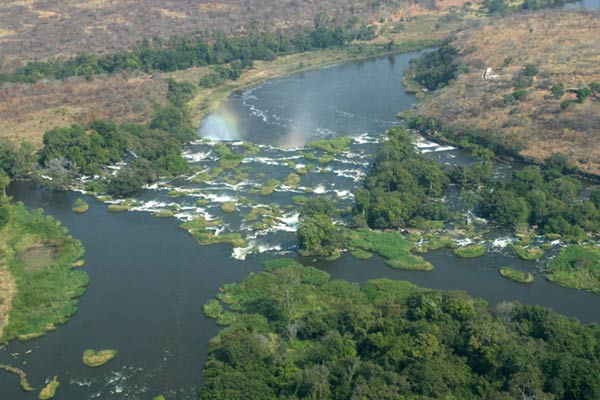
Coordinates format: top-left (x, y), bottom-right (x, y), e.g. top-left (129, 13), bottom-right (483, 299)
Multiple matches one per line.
top-left (0, 193), bottom-right (88, 343)
top-left (82, 349), bottom-right (118, 367)
top-left (200, 257), bottom-right (600, 399)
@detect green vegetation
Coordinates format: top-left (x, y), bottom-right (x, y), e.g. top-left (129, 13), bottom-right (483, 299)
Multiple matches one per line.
top-left (1, 25), bottom-right (377, 85)
top-left (283, 173), bottom-right (301, 188)
top-left (201, 258), bottom-right (600, 399)
top-left (72, 198), bottom-right (89, 214)
top-left (203, 299), bottom-right (223, 320)
top-left (82, 349), bottom-right (118, 367)
top-left (512, 245), bottom-right (544, 261)
top-left (155, 210), bottom-right (175, 218)
top-left (351, 249), bottom-right (373, 259)
top-left (307, 137), bottom-right (352, 154)
top-left (260, 179), bottom-right (281, 196)
top-left (220, 202), bottom-right (237, 213)
top-left (38, 376), bottom-right (59, 400)
top-left (353, 127), bottom-right (449, 229)
top-left (38, 80), bottom-right (195, 196)
top-left (0, 201), bottom-right (88, 343)
top-left (405, 42), bottom-right (460, 91)
top-left (181, 217), bottom-right (247, 248)
top-left (297, 198), bottom-right (343, 257)
top-left (499, 267), bottom-right (534, 283)
top-left (0, 364), bottom-right (36, 391)
top-left (216, 145), bottom-right (244, 169)
top-left (167, 190), bottom-right (187, 198)
top-left (107, 203), bottom-right (132, 213)
top-left (546, 245), bottom-right (600, 295)
top-left (348, 230), bottom-right (432, 270)
top-left (454, 244), bottom-right (486, 258)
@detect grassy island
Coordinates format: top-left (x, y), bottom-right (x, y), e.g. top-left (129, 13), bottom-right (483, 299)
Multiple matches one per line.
top-left (499, 267), bottom-right (534, 283)
top-left (512, 245), bottom-right (544, 261)
top-left (348, 230), bottom-right (432, 271)
top-left (38, 376), bottom-right (59, 399)
top-left (181, 217), bottom-right (247, 248)
top-left (82, 349), bottom-right (118, 367)
top-left (546, 245), bottom-right (600, 295)
top-left (454, 244), bottom-right (486, 258)
top-left (72, 199), bottom-right (89, 214)
top-left (0, 201), bottom-right (88, 343)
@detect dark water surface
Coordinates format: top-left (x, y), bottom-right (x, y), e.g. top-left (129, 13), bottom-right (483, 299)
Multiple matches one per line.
top-left (2, 49), bottom-right (600, 399)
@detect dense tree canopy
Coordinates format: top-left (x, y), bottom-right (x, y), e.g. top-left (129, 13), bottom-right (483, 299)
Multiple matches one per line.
top-left (353, 127), bottom-right (449, 229)
top-left (202, 258), bottom-right (600, 400)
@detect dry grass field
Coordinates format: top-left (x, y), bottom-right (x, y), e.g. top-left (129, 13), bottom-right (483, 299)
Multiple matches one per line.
top-left (0, 0), bottom-right (481, 148)
top-left (0, 74), bottom-right (167, 147)
top-left (0, 0), bottom-right (471, 69)
top-left (412, 10), bottom-right (600, 175)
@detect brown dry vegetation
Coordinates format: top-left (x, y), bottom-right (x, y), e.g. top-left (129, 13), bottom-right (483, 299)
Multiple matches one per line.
top-left (0, 0), bottom-right (480, 148)
top-left (0, 0), bottom-right (475, 69)
top-left (0, 73), bottom-right (166, 147)
top-left (412, 10), bottom-right (600, 175)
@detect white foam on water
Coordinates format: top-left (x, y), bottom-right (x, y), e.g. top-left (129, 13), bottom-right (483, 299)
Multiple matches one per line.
top-left (333, 190), bottom-right (354, 199)
top-left (492, 237), bottom-right (515, 248)
top-left (314, 185), bottom-right (327, 194)
top-left (331, 169), bottom-right (366, 182)
top-left (455, 238), bottom-right (476, 247)
top-left (183, 150), bottom-right (212, 162)
top-left (421, 145), bottom-right (456, 154)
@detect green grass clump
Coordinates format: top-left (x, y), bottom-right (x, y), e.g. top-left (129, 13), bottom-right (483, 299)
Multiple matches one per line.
top-left (454, 244), bottom-right (486, 258)
top-left (292, 195), bottom-right (308, 205)
top-left (260, 179), bottom-right (281, 196)
top-left (546, 245), bottom-right (600, 295)
top-left (283, 173), bottom-right (301, 188)
top-left (417, 235), bottom-right (456, 253)
top-left (307, 137), bottom-right (352, 154)
top-left (386, 255), bottom-right (433, 271)
top-left (82, 349), bottom-right (118, 367)
top-left (1, 203), bottom-right (88, 343)
top-left (107, 202), bottom-right (131, 212)
top-left (72, 199), bottom-right (89, 214)
top-left (203, 299), bottom-right (223, 319)
top-left (499, 267), bottom-right (534, 283)
top-left (348, 230), bottom-right (415, 260)
top-left (155, 210), bottom-right (175, 218)
top-left (167, 190), bottom-right (187, 198)
top-left (38, 376), bottom-right (59, 399)
top-left (0, 364), bottom-right (36, 391)
top-left (318, 154), bottom-right (334, 164)
top-left (221, 201), bottom-right (237, 213)
top-left (242, 142), bottom-right (261, 155)
top-left (216, 145), bottom-right (244, 169)
top-left (511, 245), bottom-right (544, 261)
top-left (348, 230), bottom-right (433, 270)
top-left (196, 198), bottom-right (209, 206)
top-left (181, 217), bottom-right (247, 248)
top-left (351, 249), bottom-right (373, 259)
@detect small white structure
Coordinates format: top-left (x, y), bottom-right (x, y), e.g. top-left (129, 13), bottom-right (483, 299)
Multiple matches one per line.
top-left (482, 67), bottom-right (499, 80)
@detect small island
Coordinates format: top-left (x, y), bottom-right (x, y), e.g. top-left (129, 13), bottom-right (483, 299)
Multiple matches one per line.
top-left (82, 349), bottom-right (118, 367)
top-left (499, 267), bottom-right (534, 283)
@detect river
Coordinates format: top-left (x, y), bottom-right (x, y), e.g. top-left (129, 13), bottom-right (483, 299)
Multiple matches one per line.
top-left (2, 49), bottom-right (600, 399)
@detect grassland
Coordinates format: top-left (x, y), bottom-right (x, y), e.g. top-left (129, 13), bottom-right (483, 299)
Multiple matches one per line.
top-left (546, 245), bottom-right (600, 295)
top-left (181, 217), bottom-right (247, 248)
top-left (410, 11), bottom-right (600, 176)
top-left (0, 202), bottom-right (88, 343)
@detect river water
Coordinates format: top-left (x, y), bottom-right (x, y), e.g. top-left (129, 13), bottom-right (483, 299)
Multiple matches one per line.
top-left (2, 50), bottom-right (600, 399)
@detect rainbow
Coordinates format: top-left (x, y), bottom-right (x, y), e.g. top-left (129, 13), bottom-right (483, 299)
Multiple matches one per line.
top-left (197, 107), bottom-right (241, 141)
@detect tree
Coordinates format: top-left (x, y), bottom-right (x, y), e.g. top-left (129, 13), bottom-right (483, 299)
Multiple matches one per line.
top-left (551, 83), bottom-right (564, 99)
top-left (0, 170), bottom-right (9, 198)
top-left (36, 157), bottom-right (77, 191)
